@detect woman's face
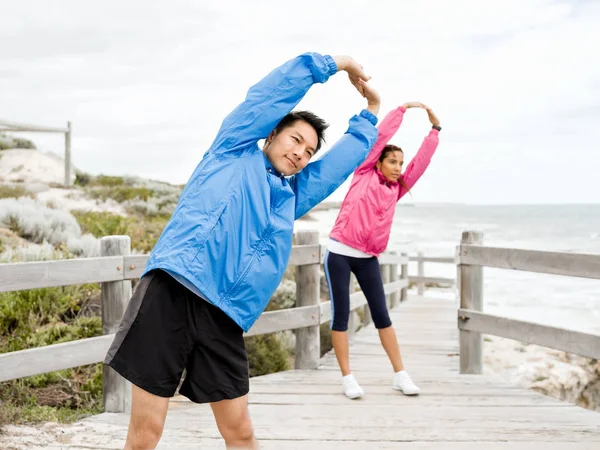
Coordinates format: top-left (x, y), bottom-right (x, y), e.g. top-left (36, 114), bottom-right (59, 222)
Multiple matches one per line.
top-left (376, 150), bottom-right (404, 182)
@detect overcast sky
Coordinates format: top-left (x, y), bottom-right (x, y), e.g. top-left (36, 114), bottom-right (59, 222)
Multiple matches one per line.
top-left (1, 0), bottom-right (598, 204)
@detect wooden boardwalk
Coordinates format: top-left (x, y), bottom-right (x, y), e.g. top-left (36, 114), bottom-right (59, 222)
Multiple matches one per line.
top-left (3, 294), bottom-right (600, 449)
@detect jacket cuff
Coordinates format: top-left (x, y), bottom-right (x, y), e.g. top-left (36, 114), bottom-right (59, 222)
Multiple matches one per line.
top-left (324, 54), bottom-right (338, 75)
top-left (359, 109), bottom-right (378, 126)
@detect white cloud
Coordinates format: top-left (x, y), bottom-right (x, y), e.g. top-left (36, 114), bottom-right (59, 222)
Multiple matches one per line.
top-left (1, 0), bottom-right (598, 204)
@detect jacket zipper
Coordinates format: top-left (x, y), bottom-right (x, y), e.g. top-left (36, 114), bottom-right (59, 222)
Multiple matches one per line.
top-left (225, 223), bottom-right (273, 299)
top-left (225, 176), bottom-right (278, 299)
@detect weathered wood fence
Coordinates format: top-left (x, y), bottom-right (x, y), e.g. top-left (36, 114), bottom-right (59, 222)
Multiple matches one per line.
top-left (1, 230), bottom-right (437, 412)
top-left (0, 119), bottom-right (73, 186)
top-left (457, 230), bottom-right (600, 373)
top-left (4, 228), bottom-right (596, 414)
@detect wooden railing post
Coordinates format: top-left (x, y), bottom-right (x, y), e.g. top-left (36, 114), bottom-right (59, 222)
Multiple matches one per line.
top-left (380, 262), bottom-right (391, 309)
top-left (64, 121), bottom-right (72, 187)
top-left (295, 230), bottom-right (320, 369)
top-left (400, 252), bottom-right (408, 302)
top-left (389, 251), bottom-right (400, 308)
top-left (458, 230), bottom-right (484, 374)
top-left (101, 236), bottom-right (132, 412)
top-left (417, 251), bottom-right (425, 295)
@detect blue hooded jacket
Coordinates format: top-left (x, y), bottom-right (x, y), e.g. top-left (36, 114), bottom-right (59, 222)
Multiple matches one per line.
top-left (144, 52), bottom-right (378, 332)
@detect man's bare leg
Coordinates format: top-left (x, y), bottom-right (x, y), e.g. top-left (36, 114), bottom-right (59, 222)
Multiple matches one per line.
top-left (124, 384), bottom-right (170, 450)
top-left (211, 394), bottom-right (257, 449)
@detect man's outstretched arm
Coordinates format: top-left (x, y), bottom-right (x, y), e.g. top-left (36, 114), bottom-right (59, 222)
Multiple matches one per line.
top-left (209, 54), bottom-right (370, 156)
top-left (291, 80), bottom-right (380, 219)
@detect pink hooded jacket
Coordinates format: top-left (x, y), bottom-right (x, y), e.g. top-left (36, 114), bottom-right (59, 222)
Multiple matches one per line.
top-left (329, 106), bottom-right (439, 256)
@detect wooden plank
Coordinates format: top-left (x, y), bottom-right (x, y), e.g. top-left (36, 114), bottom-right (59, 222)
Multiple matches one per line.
top-left (245, 392), bottom-right (571, 406)
top-left (458, 244), bottom-right (600, 279)
top-left (378, 252), bottom-right (409, 265)
top-left (122, 245), bottom-right (320, 279)
top-left (0, 256), bottom-right (124, 292)
top-left (106, 404), bottom-right (600, 440)
top-left (0, 309), bottom-right (319, 381)
top-left (289, 244), bottom-right (320, 266)
top-left (0, 335), bottom-right (114, 382)
top-left (409, 275), bottom-right (455, 285)
top-left (319, 248), bottom-right (408, 265)
top-left (0, 118), bottom-right (70, 133)
top-left (123, 254), bottom-right (149, 279)
top-left (458, 309), bottom-right (600, 360)
top-left (245, 305), bottom-right (320, 337)
top-left (409, 255), bottom-right (455, 264)
top-left (0, 243), bottom-right (321, 292)
top-left (3, 292), bottom-right (600, 448)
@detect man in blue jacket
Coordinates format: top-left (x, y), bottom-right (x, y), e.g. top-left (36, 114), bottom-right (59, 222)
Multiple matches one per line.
top-left (104, 52), bottom-right (380, 449)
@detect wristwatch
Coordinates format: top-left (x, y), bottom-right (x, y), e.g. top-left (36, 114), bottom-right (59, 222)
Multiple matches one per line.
top-left (432, 125), bottom-right (442, 131)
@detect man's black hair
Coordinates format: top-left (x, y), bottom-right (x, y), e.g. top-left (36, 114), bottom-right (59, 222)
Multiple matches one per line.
top-left (274, 111), bottom-right (329, 153)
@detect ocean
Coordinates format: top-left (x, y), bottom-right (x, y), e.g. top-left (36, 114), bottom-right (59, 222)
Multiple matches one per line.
top-left (295, 203), bottom-right (600, 335)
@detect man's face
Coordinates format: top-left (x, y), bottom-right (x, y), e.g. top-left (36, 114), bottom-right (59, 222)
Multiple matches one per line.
top-left (264, 120), bottom-right (318, 176)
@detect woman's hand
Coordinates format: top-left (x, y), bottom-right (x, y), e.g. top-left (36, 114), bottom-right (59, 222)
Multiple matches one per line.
top-left (402, 101), bottom-right (423, 109)
top-left (421, 104), bottom-right (440, 127)
top-left (358, 79), bottom-right (380, 116)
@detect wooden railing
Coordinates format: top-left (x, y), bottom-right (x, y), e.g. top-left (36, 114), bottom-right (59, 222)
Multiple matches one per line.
top-left (409, 253), bottom-right (455, 294)
top-left (0, 119), bottom-right (73, 187)
top-left (0, 230), bottom-right (415, 413)
top-left (456, 230), bottom-right (600, 374)
top-left (11, 228), bottom-right (595, 412)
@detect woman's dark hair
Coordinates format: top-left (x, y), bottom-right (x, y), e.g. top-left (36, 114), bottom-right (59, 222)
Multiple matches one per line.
top-left (379, 144), bottom-right (411, 194)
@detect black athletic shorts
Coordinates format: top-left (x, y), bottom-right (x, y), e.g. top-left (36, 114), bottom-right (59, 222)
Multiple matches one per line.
top-left (103, 269), bottom-right (249, 404)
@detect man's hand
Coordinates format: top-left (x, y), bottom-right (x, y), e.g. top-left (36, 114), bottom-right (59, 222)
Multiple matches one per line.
top-left (421, 104), bottom-right (441, 127)
top-left (332, 55), bottom-right (379, 115)
top-left (333, 55), bottom-right (371, 96)
top-left (358, 79), bottom-right (380, 116)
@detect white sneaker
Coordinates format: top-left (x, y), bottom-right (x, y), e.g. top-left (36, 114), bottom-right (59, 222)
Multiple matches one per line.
top-left (392, 370), bottom-right (420, 395)
top-left (342, 374), bottom-right (364, 399)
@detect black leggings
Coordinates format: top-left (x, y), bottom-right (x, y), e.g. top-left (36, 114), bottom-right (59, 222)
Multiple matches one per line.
top-left (324, 250), bottom-right (392, 332)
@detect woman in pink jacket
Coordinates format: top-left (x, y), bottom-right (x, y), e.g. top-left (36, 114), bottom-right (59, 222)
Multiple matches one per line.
top-left (325, 102), bottom-right (441, 399)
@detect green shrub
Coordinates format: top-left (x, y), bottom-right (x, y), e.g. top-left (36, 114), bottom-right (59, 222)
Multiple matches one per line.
top-left (0, 185), bottom-right (34, 199)
top-left (0, 284), bottom-right (101, 352)
top-left (94, 175), bottom-right (125, 187)
top-left (72, 210), bottom-right (135, 238)
top-left (86, 186), bottom-right (154, 203)
top-left (245, 334), bottom-right (290, 377)
top-left (74, 172), bottom-right (91, 187)
top-left (13, 137), bottom-right (36, 149)
top-left (0, 133), bottom-right (36, 150)
top-left (0, 363), bottom-right (103, 426)
top-left (72, 210), bottom-right (169, 253)
top-left (0, 284), bottom-right (103, 426)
